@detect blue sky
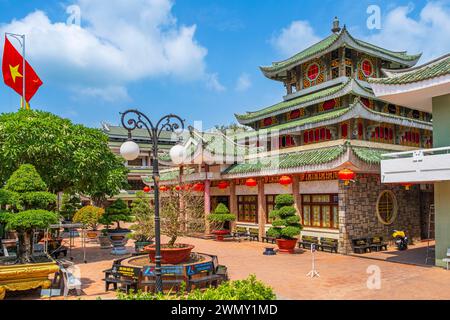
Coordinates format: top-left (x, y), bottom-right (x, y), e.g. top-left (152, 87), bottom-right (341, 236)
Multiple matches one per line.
top-left (0, 0), bottom-right (449, 129)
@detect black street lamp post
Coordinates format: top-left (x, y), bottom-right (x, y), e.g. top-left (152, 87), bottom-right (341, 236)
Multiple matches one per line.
top-left (119, 109), bottom-right (185, 293)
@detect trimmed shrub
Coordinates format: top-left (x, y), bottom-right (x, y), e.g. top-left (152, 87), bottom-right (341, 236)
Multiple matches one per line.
top-left (208, 203), bottom-right (235, 230)
top-left (73, 205), bottom-right (105, 231)
top-left (267, 194), bottom-right (302, 240)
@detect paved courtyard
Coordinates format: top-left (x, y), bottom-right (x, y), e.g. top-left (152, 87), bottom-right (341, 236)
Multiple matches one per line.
top-left (5, 236), bottom-right (450, 300)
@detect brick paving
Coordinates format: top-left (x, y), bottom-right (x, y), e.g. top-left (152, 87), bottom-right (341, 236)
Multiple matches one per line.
top-left (5, 236), bottom-right (450, 300)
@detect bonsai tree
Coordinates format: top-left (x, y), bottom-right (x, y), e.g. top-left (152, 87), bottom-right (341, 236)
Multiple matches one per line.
top-left (100, 199), bottom-right (133, 230)
top-left (129, 191), bottom-right (154, 242)
top-left (266, 194), bottom-right (302, 240)
top-left (60, 193), bottom-right (82, 221)
top-left (0, 164), bottom-right (59, 263)
top-left (208, 203), bottom-right (235, 231)
top-left (73, 205), bottom-right (105, 231)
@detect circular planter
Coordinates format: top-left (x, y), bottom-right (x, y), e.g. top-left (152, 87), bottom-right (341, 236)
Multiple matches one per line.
top-left (135, 240), bottom-right (154, 253)
top-left (276, 238), bottom-right (298, 254)
top-left (107, 229), bottom-right (131, 255)
top-left (86, 230), bottom-right (100, 242)
top-left (98, 235), bottom-right (111, 249)
top-left (144, 244), bottom-right (195, 264)
top-left (212, 230), bottom-right (229, 241)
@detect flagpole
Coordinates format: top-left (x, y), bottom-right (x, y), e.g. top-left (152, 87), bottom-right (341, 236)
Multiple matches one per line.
top-left (5, 32), bottom-right (26, 109)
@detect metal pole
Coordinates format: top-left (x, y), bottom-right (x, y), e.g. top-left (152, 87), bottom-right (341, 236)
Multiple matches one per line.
top-left (22, 34), bottom-right (26, 109)
top-left (152, 130), bottom-right (163, 293)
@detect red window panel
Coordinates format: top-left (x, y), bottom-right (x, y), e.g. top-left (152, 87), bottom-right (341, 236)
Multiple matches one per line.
top-left (361, 97), bottom-right (370, 108)
top-left (320, 128), bottom-right (325, 140)
top-left (322, 99), bottom-right (336, 111)
top-left (326, 129), bottom-right (331, 140)
top-left (379, 127), bottom-right (384, 139)
top-left (314, 129), bottom-right (320, 141)
top-left (415, 133), bottom-right (420, 144)
top-left (263, 117), bottom-right (273, 127)
top-left (384, 127), bottom-right (389, 139)
top-left (307, 63), bottom-right (319, 80)
top-left (362, 59), bottom-right (373, 77)
top-left (375, 127), bottom-right (379, 138)
top-left (304, 132), bottom-right (309, 144)
top-left (309, 130), bottom-right (314, 142)
top-left (358, 123), bottom-right (363, 137)
top-left (389, 129), bottom-right (393, 140)
top-left (406, 131), bottom-right (411, 142)
top-left (290, 109), bottom-right (300, 119)
top-left (341, 123), bottom-right (348, 138)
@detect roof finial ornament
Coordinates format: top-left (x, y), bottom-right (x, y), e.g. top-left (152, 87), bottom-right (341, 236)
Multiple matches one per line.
top-left (332, 16), bottom-right (341, 34)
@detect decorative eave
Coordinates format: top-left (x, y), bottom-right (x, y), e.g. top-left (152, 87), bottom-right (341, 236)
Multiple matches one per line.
top-left (235, 99), bottom-right (432, 139)
top-left (235, 78), bottom-right (373, 124)
top-left (260, 26), bottom-right (421, 79)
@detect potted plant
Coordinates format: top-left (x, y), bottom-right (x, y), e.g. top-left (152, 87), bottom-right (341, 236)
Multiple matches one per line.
top-left (59, 193), bottom-right (82, 238)
top-left (99, 228), bottom-right (111, 249)
top-left (208, 203), bottom-right (236, 241)
top-left (144, 184), bottom-right (203, 264)
top-left (73, 205), bottom-right (104, 242)
top-left (129, 191), bottom-right (154, 253)
top-left (266, 194), bottom-right (302, 254)
top-left (100, 199), bottom-right (133, 255)
top-left (0, 165), bottom-right (60, 299)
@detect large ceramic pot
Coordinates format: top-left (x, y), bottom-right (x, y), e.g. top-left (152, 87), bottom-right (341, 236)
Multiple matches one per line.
top-left (86, 230), bottom-right (100, 242)
top-left (135, 240), bottom-right (154, 253)
top-left (212, 230), bottom-right (229, 241)
top-left (144, 244), bottom-right (194, 264)
top-left (98, 235), bottom-right (111, 249)
top-left (276, 238), bottom-right (298, 254)
top-left (107, 229), bottom-right (130, 255)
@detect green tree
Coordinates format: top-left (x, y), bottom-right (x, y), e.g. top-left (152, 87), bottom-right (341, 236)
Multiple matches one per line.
top-left (129, 191), bottom-right (154, 242)
top-left (208, 203), bottom-right (235, 230)
top-left (73, 205), bottom-right (105, 231)
top-left (100, 199), bottom-right (133, 230)
top-left (266, 194), bottom-right (302, 240)
top-left (60, 193), bottom-right (82, 221)
top-left (0, 109), bottom-right (128, 202)
top-left (0, 164), bottom-right (59, 263)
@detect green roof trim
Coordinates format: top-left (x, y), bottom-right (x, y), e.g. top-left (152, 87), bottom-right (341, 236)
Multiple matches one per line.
top-left (223, 145), bottom-right (346, 175)
top-left (369, 54), bottom-right (450, 85)
top-left (236, 80), bottom-right (349, 121)
top-left (261, 27), bottom-right (421, 75)
top-left (351, 146), bottom-right (397, 165)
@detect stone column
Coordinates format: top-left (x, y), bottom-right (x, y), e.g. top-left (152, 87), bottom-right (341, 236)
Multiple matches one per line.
top-left (229, 180), bottom-right (237, 231)
top-left (204, 179), bottom-right (211, 235)
top-left (338, 181), bottom-right (351, 254)
top-left (257, 178), bottom-right (267, 239)
top-left (432, 94), bottom-right (450, 267)
top-left (292, 175), bottom-right (301, 217)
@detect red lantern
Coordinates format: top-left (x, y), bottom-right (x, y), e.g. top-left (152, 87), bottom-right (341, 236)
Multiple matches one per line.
top-left (175, 185), bottom-right (182, 191)
top-left (401, 183), bottom-right (413, 190)
top-left (184, 184), bottom-right (192, 191)
top-left (143, 186), bottom-right (151, 193)
top-left (217, 181), bottom-right (229, 189)
top-left (338, 169), bottom-right (355, 186)
top-left (245, 178), bottom-right (257, 188)
top-left (279, 175), bottom-right (292, 186)
top-left (159, 185), bottom-right (169, 192)
top-left (193, 182), bottom-right (205, 192)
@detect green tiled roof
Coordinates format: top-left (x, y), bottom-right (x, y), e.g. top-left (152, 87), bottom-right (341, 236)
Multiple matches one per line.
top-left (351, 146), bottom-right (397, 165)
top-left (223, 145), bottom-right (346, 175)
top-left (369, 54), bottom-right (450, 85)
top-left (236, 81), bottom-right (349, 121)
top-left (261, 27), bottom-right (421, 74)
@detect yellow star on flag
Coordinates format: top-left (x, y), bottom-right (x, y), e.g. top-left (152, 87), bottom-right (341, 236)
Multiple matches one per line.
top-left (9, 64), bottom-right (23, 83)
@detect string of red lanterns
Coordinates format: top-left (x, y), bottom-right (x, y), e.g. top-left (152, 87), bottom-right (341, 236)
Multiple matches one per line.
top-left (279, 175), bottom-right (293, 186)
top-left (245, 178), bottom-right (257, 187)
top-left (217, 181), bottom-right (229, 189)
top-left (338, 169), bottom-right (355, 186)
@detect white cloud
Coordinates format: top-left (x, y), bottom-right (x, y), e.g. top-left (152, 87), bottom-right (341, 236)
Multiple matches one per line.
top-left (270, 20), bottom-right (321, 57)
top-left (363, 2), bottom-right (450, 62)
top-left (0, 0), bottom-right (223, 101)
top-left (235, 73), bottom-right (251, 92)
top-left (206, 73), bottom-right (226, 92)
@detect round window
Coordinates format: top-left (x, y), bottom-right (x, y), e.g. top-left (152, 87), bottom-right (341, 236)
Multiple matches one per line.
top-left (361, 59), bottom-right (373, 77)
top-left (307, 63), bottom-right (320, 81)
top-left (376, 190), bottom-right (398, 225)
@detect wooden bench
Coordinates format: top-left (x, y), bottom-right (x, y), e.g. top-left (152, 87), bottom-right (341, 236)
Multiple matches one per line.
top-left (140, 278), bottom-right (185, 292)
top-left (319, 237), bottom-right (338, 253)
top-left (261, 232), bottom-right (276, 244)
top-left (232, 227), bottom-right (249, 241)
top-left (248, 228), bottom-right (259, 241)
top-left (369, 236), bottom-right (388, 252)
top-left (298, 236), bottom-right (319, 249)
top-left (352, 238), bottom-right (371, 254)
top-left (187, 273), bottom-right (224, 292)
top-left (103, 268), bottom-right (138, 292)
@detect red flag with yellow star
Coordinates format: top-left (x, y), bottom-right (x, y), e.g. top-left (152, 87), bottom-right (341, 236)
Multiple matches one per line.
top-left (2, 37), bottom-right (42, 102)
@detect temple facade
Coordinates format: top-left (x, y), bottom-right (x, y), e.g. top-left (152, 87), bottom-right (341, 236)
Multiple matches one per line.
top-left (106, 19), bottom-right (436, 254)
